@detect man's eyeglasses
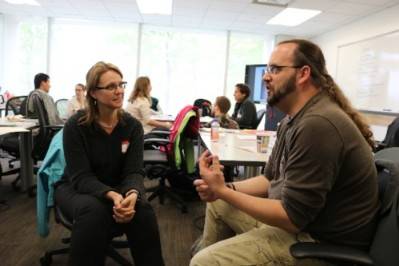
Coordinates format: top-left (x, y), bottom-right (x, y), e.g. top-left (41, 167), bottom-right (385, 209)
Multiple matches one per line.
top-left (265, 64), bottom-right (303, 75)
top-left (96, 81), bottom-right (127, 91)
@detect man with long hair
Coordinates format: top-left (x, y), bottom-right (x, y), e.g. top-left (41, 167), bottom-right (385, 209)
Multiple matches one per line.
top-left (191, 39), bottom-right (378, 266)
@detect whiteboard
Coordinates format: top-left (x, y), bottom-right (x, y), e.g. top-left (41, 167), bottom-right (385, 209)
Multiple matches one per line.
top-left (336, 30), bottom-right (399, 113)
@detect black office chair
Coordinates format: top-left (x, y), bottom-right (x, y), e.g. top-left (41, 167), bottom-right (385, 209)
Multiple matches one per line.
top-left (193, 98), bottom-right (212, 117)
top-left (264, 105), bottom-right (286, 131)
top-left (375, 116), bottom-right (399, 151)
top-left (144, 106), bottom-right (200, 213)
top-left (0, 96), bottom-right (28, 191)
top-left (290, 147), bottom-right (399, 266)
top-left (55, 98), bottom-right (68, 121)
top-left (256, 109), bottom-right (266, 128)
top-left (40, 204), bottom-right (132, 266)
top-left (4, 95), bottom-right (28, 116)
top-left (31, 94), bottom-right (63, 163)
top-left (11, 94), bottom-right (63, 195)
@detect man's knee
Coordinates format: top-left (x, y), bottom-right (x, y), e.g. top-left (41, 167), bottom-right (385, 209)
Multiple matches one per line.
top-left (207, 199), bottom-right (234, 217)
top-left (190, 248), bottom-right (215, 266)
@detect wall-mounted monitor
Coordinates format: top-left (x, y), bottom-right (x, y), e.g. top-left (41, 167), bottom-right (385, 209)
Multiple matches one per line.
top-left (245, 64), bottom-right (266, 103)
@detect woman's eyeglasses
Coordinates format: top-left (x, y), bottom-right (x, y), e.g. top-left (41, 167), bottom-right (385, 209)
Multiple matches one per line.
top-left (96, 81), bottom-right (127, 91)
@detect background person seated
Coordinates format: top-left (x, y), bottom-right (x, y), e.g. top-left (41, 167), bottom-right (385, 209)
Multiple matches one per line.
top-left (66, 83), bottom-right (86, 118)
top-left (54, 62), bottom-right (164, 266)
top-left (125, 76), bottom-right (171, 134)
top-left (27, 73), bottom-right (63, 125)
top-left (204, 96), bottom-right (238, 129)
top-left (231, 83), bottom-right (257, 129)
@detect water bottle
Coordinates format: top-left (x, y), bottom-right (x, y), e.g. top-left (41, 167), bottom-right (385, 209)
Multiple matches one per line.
top-left (211, 119), bottom-right (220, 141)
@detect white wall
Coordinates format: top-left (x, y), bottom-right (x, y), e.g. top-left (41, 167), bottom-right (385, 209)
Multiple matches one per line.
top-left (312, 3), bottom-right (399, 78)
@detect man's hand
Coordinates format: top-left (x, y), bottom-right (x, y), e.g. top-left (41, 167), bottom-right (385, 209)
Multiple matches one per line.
top-left (197, 150), bottom-right (226, 196)
top-left (193, 179), bottom-right (218, 202)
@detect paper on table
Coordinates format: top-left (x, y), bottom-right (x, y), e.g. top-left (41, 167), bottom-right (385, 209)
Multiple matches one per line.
top-left (237, 135), bottom-right (256, 140)
top-left (237, 145), bottom-right (257, 153)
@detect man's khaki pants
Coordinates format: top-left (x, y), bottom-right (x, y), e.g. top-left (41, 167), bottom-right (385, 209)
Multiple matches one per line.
top-left (190, 200), bottom-right (329, 266)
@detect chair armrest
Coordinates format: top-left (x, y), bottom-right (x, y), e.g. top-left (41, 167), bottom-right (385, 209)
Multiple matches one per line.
top-left (150, 130), bottom-right (170, 136)
top-left (374, 142), bottom-right (386, 152)
top-left (144, 138), bottom-right (170, 146)
top-left (290, 242), bottom-right (373, 266)
top-left (44, 125), bottom-right (63, 130)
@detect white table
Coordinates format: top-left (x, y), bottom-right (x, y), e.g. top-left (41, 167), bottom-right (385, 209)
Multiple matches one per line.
top-left (0, 119), bottom-right (39, 194)
top-left (199, 129), bottom-right (275, 177)
top-left (150, 114), bottom-right (175, 122)
top-left (151, 114), bottom-right (215, 124)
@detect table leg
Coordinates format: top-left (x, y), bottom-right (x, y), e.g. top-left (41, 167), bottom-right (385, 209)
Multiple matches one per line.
top-left (19, 131), bottom-right (34, 195)
top-left (243, 166), bottom-right (262, 178)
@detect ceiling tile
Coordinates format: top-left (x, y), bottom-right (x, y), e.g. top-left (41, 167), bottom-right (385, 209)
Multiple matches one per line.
top-left (327, 2), bottom-right (377, 16)
top-left (208, 0), bottom-right (249, 13)
top-left (203, 11), bottom-right (239, 21)
top-left (173, 7), bottom-right (206, 17)
top-left (289, 0), bottom-right (341, 11)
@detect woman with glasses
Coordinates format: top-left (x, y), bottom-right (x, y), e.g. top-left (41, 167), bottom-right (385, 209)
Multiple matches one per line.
top-left (125, 76), bottom-right (171, 134)
top-left (66, 83), bottom-right (87, 118)
top-left (54, 62), bottom-right (164, 266)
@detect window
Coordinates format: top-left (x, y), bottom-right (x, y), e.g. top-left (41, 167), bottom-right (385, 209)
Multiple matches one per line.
top-left (0, 14), bottom-right (4, 92)
top-left (50, 19), bottom-right (138, 101)
top-left (1, 15), bottom-right (48, 97)
top-left (139, 25), bottom-right (227, 115)
top-left (226, 32), bottom-right (274, 108)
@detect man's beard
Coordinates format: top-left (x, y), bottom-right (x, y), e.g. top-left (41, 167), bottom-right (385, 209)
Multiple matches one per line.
top-left (267, 75), bottom-right (296, 107)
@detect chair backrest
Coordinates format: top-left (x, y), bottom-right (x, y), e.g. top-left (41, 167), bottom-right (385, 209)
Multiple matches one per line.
top-left (382, 117), bottom-right (399, 148)
top-left (31, 94), bottom-right (57, 161)
top-left (150, 97), bottom-right (159, 112)
top-left (55, 99), bottom-right (68, 120)
top-left (256, 109), bottom-right (266, 128)
top-left (5, 96), bottom-right (28, 116)
top-left (369, 147), bottom-right (399, 265)
top-left (265, 104), bottom-right (286, 130)
top-left (193, 98), bottom-right (212, 117)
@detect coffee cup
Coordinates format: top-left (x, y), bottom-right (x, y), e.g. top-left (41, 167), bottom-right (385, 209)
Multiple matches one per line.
top-left (256, 132), bottom-right (271, 153)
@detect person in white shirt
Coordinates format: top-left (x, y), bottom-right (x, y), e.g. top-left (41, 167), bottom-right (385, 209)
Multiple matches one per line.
top-left (67, 83), bottom-right (86, 118)
top-left (125, 76), bottom-right (171, 134)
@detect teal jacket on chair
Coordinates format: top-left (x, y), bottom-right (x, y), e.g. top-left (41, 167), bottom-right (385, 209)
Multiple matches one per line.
top-left (36, 129), bottom-right (65, 237)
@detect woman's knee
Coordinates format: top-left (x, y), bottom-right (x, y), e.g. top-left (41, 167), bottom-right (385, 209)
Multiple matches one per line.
top-left (133, 201), bottom-right (156, 222)
top-left (74, 197), bottom-right (112, 224)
